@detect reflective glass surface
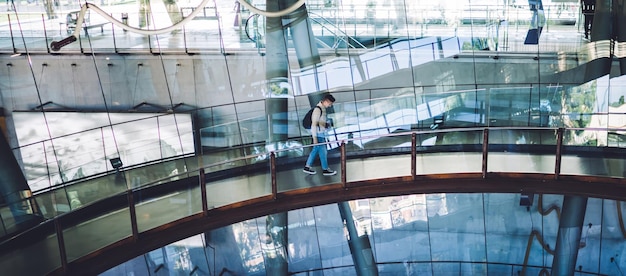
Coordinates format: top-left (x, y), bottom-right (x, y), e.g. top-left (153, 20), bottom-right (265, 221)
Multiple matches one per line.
top-left (1, 0), bottom-right (626, 274)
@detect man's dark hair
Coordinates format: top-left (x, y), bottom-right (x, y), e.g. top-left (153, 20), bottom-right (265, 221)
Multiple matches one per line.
top-left (323, 94), bottom-right (336, 103)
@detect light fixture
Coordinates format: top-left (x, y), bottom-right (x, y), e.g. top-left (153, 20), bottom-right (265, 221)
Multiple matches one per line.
top-left (430, 115), bottom-right (445, 130)
top-left (110, 157), bottom-right (123, 170)
top-left (519, 193), bottom-right (534, 210)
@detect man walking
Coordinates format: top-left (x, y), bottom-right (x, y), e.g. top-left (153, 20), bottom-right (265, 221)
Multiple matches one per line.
top-left (303, 93), bottom-right (337, 176)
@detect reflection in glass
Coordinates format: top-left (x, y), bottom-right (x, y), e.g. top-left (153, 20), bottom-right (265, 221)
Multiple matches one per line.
top-left (13, 112), bottom-right (193, 191)
top-left (106, 193), bottom-right (626, 275)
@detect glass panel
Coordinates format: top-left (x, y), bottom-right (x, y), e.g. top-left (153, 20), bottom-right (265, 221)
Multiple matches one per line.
top-left (51, 130), bottom-right (108, 184)
top-left (64, 173), bottom-right (127, 211)
top-left (417, 129), bottom-right (483, 175)
top-left (484, 193), bottom-right (541, 273)
top-left (487, 128), bottom-right (557, 174)
top-left (560, 129), bottom-right (624, 178)
top-left (578, 197), bottom-right (602, 275)
top-left (314, 204), bottom-right (351, 270)
top-left (135, 180), bottom-right (202, 232)
top-left (142, 235), bottom-right (207, 274)
top-left (369, 195), bottom-right (430, 263)
top-left (63, 207), bottom-right (132, 262)
top-left (34, 185), bottom-right (70, 218)
top-left (0, 205), bottom-right (9, 236)
top-left (0, 200), bottom-right (40, 236)
top-left (114, 117), bottom-right (160, 165)
top-left (286, 208), bottom-right (323, 273)
top-left (16, 141), bottom-right (51, 192)
top-left (0, 224), bottom-right (60, 275)
top-left (488, 264), bottom-right (521, 275)
top-left (346, 133), bottom-right (411, 183)
top-left (599, 199), bottom-right (626, 275)
top-left (125, 158), bottom-right (196, 189)
top-left (230, 220), bottom-right (264, 274)
top-left (428, 194), bottom-right (486, 265)
top-left (156, 114), bottom-right (195, 158)
top-left (205, 155), bottom-right (270, 209)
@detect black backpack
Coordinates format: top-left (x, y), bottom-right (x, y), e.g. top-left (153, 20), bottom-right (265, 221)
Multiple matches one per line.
top-left (302, 106), bottom-right (321, 129)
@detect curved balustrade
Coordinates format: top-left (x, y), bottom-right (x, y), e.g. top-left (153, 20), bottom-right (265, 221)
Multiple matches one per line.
top-left (2, 75), bottom-right (624, 241)
top-left (288, 261), bottom-right (605, 276)
top-left (0, 126), bottom-right (625, 275)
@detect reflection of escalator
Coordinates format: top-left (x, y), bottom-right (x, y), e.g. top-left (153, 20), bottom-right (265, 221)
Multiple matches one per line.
top-left (244, 14), bottom-right (265, 49)
top-left (243, 12), bottom-right (396, 50)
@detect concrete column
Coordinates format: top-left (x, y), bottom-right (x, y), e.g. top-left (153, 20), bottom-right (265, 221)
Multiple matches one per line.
top-left (338, 201), bottom-right (379, 276)
top-left (551, 196), bottom-right (588, 276)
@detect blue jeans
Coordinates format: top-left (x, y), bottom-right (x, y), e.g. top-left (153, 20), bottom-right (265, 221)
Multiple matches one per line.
top-left (305, 135), bottom-right (329, 170)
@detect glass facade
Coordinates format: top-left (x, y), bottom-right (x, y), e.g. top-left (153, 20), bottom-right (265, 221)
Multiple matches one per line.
top-left (1, 0), bottom-right (626, 274)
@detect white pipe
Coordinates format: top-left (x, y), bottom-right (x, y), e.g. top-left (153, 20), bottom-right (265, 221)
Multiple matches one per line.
top-left (71, 0), bottom-right (212, 36)
top-left (71, 0), bottom-right (307, 38)
top-left (52, 0), bottom-right (308, 50)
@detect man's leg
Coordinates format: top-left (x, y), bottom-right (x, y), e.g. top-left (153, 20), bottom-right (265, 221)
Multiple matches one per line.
top-left (318, 136), bottom-right (329, 170)
top-left (305, 144), bottom-right (319, 167)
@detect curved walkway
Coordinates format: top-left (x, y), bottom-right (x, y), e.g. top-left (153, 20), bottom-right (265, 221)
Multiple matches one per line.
top-left (0, 127), bottom-right (625, 275)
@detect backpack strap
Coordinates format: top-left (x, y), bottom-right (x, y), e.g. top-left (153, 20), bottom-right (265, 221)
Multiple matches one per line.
top-left (313, 106), bottom-right (322, 128)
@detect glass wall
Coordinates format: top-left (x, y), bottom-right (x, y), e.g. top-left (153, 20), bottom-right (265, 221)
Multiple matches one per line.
top-left (102, 193), bottom-right (626, 276)
top-left (2, 0), bottom-right (625, 194)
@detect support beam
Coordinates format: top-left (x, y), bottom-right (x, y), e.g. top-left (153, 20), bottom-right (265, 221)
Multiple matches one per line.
top-left (551, 195), bottom-right (588, 275)
top-left (338, 201), bottom-right (378, 276)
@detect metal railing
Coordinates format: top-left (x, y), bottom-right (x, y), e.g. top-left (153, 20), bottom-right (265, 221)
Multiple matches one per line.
top-left (0, 126), bottom-right (625, 274)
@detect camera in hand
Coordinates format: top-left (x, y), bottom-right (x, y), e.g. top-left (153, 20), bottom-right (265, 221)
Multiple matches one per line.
top-left (326, 118), bottom-right (334, 128)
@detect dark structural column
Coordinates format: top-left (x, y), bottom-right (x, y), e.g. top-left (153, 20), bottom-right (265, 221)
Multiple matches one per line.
top-left (338, 201), bottom-right (379, 276)
top-left (613, 0), bottom-right (626, 76)
top-left (0, 116), bottom-right (42, 233)
top-left (551, 196), bottom-right (588, 275)
top-left (584, 0), bottom-right (611, 81)
top-left (264, 0), bottom-right (321, 274)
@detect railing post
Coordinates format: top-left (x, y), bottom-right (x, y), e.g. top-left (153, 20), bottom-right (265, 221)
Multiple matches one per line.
top-left (42, 14), bottom-right (50, 54)
top-left (127, 190), bottom-right (138, 241)
top-left (411, 132), bottom-right (417, 180)
top-left (199, 168), bottom-right (208, 216)
top-left (8, 14), bottom-right (16, 53)
top-left (482, 128), bottom-right (489, 178)
top-left (340, 141), bottom-right (346, 187)
top-left (110, 13), bottom-right (117, 53)
top-left (270, 152), bottom-right (277, 200)
top-left (555, 128), bottom-right (564, 180)
top-left (54, 218), bottom-right (68, 274)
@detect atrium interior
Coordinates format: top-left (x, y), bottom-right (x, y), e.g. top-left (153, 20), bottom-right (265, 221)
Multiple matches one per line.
top-left (1, 0), bottom-right (626, 275)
